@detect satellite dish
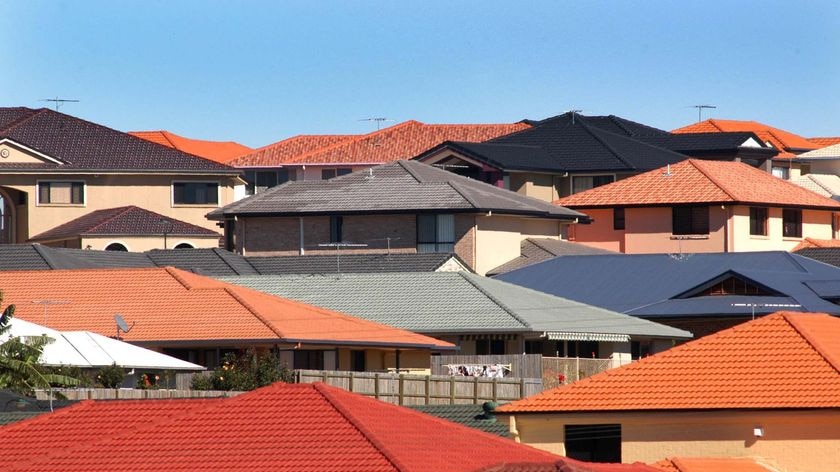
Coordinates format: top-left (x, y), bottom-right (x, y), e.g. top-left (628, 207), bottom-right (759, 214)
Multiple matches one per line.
top-left (114, 313), bottom-right (135, 339)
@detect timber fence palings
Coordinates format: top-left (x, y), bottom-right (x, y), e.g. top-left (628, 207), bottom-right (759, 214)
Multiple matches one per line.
top-left (36, 388), bottom-right (243, 401)
top-left (431, 353), bottom-right (543, 379)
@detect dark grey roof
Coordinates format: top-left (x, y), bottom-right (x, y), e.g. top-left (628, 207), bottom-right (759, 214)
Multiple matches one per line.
top-left (208, 160), bottom-right (586, 220)
top-left (794, 248), bottom-right (840, 268)
top-left (0, 390), bottom-right (75, 414)
top-left (0, 107), bottom-right (238, 174)
top-left (147, 249), bottom-right (260, 276)
top-left (408, 404), bottom-right (509, 437)
top-left (496, 252), bottom-right (840, 318)
top-left (521, 113), bottom-right (670, 137)
top-left (247, 252), bottom-right (467, 274)
top-left (218, 272), bottom-right (690, 339)
top-left (487, 238), bottom-right (617, 276)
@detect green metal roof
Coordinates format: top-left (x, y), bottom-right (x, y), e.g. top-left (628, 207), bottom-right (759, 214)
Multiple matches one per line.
top-left (408, 404), bottom-right (509, 437)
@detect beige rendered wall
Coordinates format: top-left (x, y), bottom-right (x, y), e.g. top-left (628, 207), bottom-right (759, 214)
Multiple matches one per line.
top-left (508, 172), bottom-right (560, 203)
top-left (503, 409), bottom-right (840, 472)
top-left (623, 206), bottom-right (727, 254)
top-left (805, 160), bottom-right (840, 175)
top-left (474, 215), bottom-right (564, 276)
top-left (0, 173), bottom-right (235, 241)
top-left (568, 208), bottom-right (624, 252)
top-left (76, 235), bottom-right (221, 251)
top-left (730, 206), bottom-right (835, 251)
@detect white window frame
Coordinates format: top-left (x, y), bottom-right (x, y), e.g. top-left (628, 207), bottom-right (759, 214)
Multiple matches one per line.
top-left (171, 180), bottom-right (221, 207)
top-left (36, 179), bottom-right (87, 206)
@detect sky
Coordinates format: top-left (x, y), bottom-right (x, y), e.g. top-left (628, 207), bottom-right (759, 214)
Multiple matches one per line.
top-left (1, 1), bottom-right (839, 148)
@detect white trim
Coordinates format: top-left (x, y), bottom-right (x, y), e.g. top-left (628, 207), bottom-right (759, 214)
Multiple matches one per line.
top-left (0, 138), bottom-right (64, 164)
top-left (171, 180), bottom-right (221, 207)
top-left (103, 240), bottom-right (130, 252)
top-left (35, 179), bottom-right (87, 206)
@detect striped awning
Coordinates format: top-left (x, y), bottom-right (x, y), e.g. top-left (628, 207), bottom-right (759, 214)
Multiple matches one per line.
top-left (543, 332), bottom-right (631, 343)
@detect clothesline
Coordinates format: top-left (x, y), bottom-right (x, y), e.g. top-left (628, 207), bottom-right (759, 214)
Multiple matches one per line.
top-left (443, 363), bottom-right (512, 378)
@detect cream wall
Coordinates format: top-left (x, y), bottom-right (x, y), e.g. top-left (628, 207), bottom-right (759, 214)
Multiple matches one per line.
top-left (805, 160), bottom-right (840, 175)
top-left (730, 206), bottom-right (835, 251)
top-left (0, 173), bottom-right (236, 241)
top-left (623, 206), bottom-right (728, 254)
top-left (503, 409), bottom-right (840, 472)
top-left (474, 215), bottom-right (565, 276)
top-left (509, 172), bottom-right (560, 202)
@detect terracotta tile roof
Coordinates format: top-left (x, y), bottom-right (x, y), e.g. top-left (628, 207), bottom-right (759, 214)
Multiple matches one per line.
top-left (129, 130), bottom-right (253, 163)
top-left (651, 457), bottom-right (776, 472)
top-left (672, 119), bottom-right (818, 158)
top-left (809, 137), bottom-right (840, 147)
top-left (0, 382), bottom-right (561, 471)
top-left (792, 237), bottom-right (840, 251)
top-left (497, 312), bottom-right (840, 413)
top-left (0, 267), bottom-right (452, 349)
top-left (478, 460), bottom-right (662, 472)
top-left (555, 159), bottom-right (840, 210)
top-left (230, 120), bottom-right (529, 167)
top-left (29, 206), bottom-right (219, 242)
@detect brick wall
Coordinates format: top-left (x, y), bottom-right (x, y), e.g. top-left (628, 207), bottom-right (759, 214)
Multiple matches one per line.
top-left (454, 214), bottom-right (476, 269)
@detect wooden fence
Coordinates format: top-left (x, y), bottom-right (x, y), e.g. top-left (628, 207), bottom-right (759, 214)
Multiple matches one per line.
top-left (36, 388), bottom-right (243, 401)
top-left (540, 356), bottom-right (624, 389)
top-left (431, 354), bottom-right (543, 379)
top-left (294, 369), bottom-right (542, 405)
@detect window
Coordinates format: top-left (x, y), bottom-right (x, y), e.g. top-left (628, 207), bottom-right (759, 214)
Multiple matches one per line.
top-left (783, 208), bottom-right (802, 238)
top-left (330, 216), bottom-right (343, 243)
top-left (672, 206), bottom-right (709, 235)
top-left (696, 276), bottom-right (773, 297)
top-left (38, 181), bottom-right (84, 205)
top-left (772, 167), bottom-right (790, 180)
top-left (417, 214), bottom-right (455, 253)
top-left (321, 168), bottom-right (352, 180)
top-left (173, 182), bottom-right (219, 205)
top-left (105, 242), bottom-right (127, 251)
top-left (613, 208), bottom-right (625, 230)
top-left (174, 242), bottom-right (194, 249)
top-left (293, 350), bottom-right (325, 370)
top-left (572, 175), bottom-right (615, 194)
top-left (749, 207), bottom-right (768, 236)
top-left (245, 169), bottom-right (289, 195)
top-left (564, 424), bottom-right (621, 463)
top-left (476, 339), bottom-right (506, 355)
top-left (350, 350), bottom-right (366, 372)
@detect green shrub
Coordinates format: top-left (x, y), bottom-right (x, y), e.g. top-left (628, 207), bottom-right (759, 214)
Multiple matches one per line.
top-left (96, 363), bottom-right (125, 388)
top-left (195, 349), bottom-right (294, 391)
top-left (190, 373), bottom-right (214, 390)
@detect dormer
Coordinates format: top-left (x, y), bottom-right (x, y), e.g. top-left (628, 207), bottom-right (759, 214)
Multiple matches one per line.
top-left (674, 271), bottom-right (781, 298)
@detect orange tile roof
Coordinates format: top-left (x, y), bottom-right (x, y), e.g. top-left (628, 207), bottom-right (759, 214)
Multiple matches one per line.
top-left (792, 238), bottom-right (840, 250)
top-left (651, 457), bottom-right (776, 472)
top-left (556, 159), bottom-right (840, 210)
top-left (0, 382), bottom-right (562, 471)
top-left (230, 120), bottom-right (530, 167)
top-left (809, 137), bottom-right (840, 147)
top-left (0, 267), bottom-right (451, 349)
top-left (673, 119), bottom-right (818, 158)
top-left (129, 130), bottom-right (253, 163)
top-left (497, 312), bottom-right (840, 413)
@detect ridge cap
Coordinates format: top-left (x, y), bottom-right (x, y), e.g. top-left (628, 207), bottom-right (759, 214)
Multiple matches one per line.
top-left (686, 159), bottom-right (739, 201)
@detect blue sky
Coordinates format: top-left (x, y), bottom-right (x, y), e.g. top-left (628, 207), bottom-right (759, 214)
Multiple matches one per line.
top-left (2, 1), bottom-right (838, 147)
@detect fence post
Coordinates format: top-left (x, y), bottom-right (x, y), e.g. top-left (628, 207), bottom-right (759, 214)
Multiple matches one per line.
top-left (473, 376), bottom-right (479, 403)
top-left (425, 376), bottom-right (431, 404)
top-left (374, 373), bottom-right (381, 400)
top-left (348, 372), bottom-right (354, 393)
top-left (492, 378), bottom-right (498, 402)
top-left (322, 371), bottom-right (329, 384)
top-left (520, 377), bottom-right (526, 399)
top-left (398, 374), bottom-right (405, 405)
top-left (449, 376), bottom-right (456, 404)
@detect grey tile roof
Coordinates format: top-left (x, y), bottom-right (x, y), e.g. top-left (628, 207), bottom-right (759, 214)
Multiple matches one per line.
top-left (147, 248), bottom-right (259, 276)
top-left (497, 252), bottom-right (840, 318)
top-left (794, 248), bottom-right (840, 268)
top-left (246, 253), bottom-right (467, 274)
top-left (218, 272), bottom-right (690, 340)
top-left (30, 206), bottom-right (219, 242)
top-left (0, 412), bottom-right (43, 425)
top-left (0, 107), bottom-right (238, 174)
top-left (487, 238), bottom-right (617, 276)
top-left (408, 404), bottom-right (509, 437)
top-left (793, 174), bottom-right (840, 198)
top-left (208, 160), bottom-right (585, 220)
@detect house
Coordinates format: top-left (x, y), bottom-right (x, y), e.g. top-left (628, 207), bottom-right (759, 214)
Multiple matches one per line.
top-left (208, 160), bottom-right (587, 275)
top-left (219, 272), bottom-right (690, 358)
top-left (809, 136), bottom-right (840, 147)
top-left (495, 312), bottom-right (840, 472)
top-left (672, 118), bottom-right (820, 180)
top-left (229, 119), bottom-right (529, 194)
top-left (128, 130), bottom-right (253, 163)
top-left (416, 112), bottom-right (775, 202)
top-left (495, 251), bottom-right (840, 337)
top-left (651, 457), bottom-right (778, 472)
top-left (487, 238), bottom-right (617, 276)
top-left (0, 267), bottom-right (453, 370)
top-left (793, 142), bottom-right (840, 178)
top-left (793, 173), bottom-right (840, 199)
top-left (556, 159), bottom-right (840, 254)
top-left (0, 107), bottom-right (242, 249)
top-left (791, 239), bottom-right (840, 268)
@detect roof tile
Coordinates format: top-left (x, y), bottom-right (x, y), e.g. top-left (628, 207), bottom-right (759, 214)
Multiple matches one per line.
top-left (673, 119), bottom-right (818, 158)
top-left (129, 130), bottom-right (253, 163)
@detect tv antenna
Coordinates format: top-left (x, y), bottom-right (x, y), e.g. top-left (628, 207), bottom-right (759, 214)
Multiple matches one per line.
top-left (317, 242), bottom-right (369, 277)
top-left (39, 97), bottom-right (79, 111)
top-left (688, 104), bottom-right (716, 122)
top-left (358, 117), bottom-right (393, 132)
top-left (370, 237), bottom-right (402, 255)
top-left (731, 303), bottom-right (801, 320)
top-left (31, 300), bottom-right (70, 324)
top-left (567, 109), bottom-right (584, 125)
top-left (114, 313), bottom-right (135, 339)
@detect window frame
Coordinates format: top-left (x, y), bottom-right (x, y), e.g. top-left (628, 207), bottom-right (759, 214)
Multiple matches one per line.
top-left (244, 169), bottom-right (289, 195)
top-left (171, 181), bottom-right (220, 207)
top-left (321, 168), bottom-right (353, 180)
top-left (36, 180), bottom-right (86, 206)
top-left (329, 215), bottom-right (343, 243)
top-left (782, 208), bottom-right (803, 238)
top-left (749, 207), bottom-right (769, 236)
top-left (671, 206), bottom-right (710, 235)
top-left (416, 213), bottom-right (456, 253)
top-left (613, 207), bottom-right (625, 231)
top-left (570, 174), bottom-right (616, 195)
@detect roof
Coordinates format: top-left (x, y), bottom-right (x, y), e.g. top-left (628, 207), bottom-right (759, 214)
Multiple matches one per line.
top-left (477, 461), bottom-right (662, 472)
top-left (219, 272), bottom-right (691, 339)
top-left (556, 159), bottom-right (840, 210)
top-left (495, 251), bottom-right (840, 318)
top-left (408, 404), bottom-right (510, 437)
top-left (230, 119), bottom-right (528, 167)
top-left (0, 267), bottom-right (452, 349)
top-left (792, 173), bottom-right (840, 197)
top-left (128, 130), bottom-right (253, 163)
top-left (4, 318), bottom-right (204, 370)
top-left (795, 143), bottom-right (840, 160)
top-left (0, 381), bottom-right (564, 471)
top-left (793, 247), bottom-right (840, 268)
top-left (651, 457), bottom-right (777, 472)
top-left (809, 137), bottom-right (840, 147)
top-left (672, 119), bottom-right (818, 158)
top-left (497, 312), bottom-right (840, 413)
top-left (0, 107), bottom-right (237, 174)
top-left (247, 252), bottom-right (468, 274)
top-left (793, 238), bottom-right (840, 250)
top-left (29, 206), bottom-right (220, 242)
top-left (209, 160), bottom-right (586, 220)
top-left (487, 238), bottom-right (617, 276)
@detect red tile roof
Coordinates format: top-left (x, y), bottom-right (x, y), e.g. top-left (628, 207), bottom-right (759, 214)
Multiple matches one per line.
top-left (0, 382), bottom-right (561, 471)
top-left (672, 119), bottom-right (818, 158)
top-left (129, 130), bottom-right (253, 163)
top-left (478, 461), bottom-right (663, 472)
top-left (0, 267), bottom-right (452, 349)
top-left (792, 238), bottom-right (840, 251)
top-left (29, 205), bottom-right (219, 242)
top-left (230, 120), bottom-right (529, 167)
top-left (651, 457), bottom-right (776, 472)
top-left (809, 137), bottom-right (840, 147)
top-left (555, 159), bottom-right (840, 210)
top-left (497, 312), bottom-right (840, 413)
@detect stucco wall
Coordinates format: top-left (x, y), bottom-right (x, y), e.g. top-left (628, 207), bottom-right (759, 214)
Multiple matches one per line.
top-left (730, 206), bottom-right (834, 251)
top-left (474, 215), bottom-right (564, 276)
top-left (568, 208), bottom-right (624, 252)
top-left (503, 409), bottom-right (840, 472)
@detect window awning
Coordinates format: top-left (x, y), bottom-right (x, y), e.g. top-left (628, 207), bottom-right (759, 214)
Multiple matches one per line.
top-left (543, 332), bottom-right (631, 343)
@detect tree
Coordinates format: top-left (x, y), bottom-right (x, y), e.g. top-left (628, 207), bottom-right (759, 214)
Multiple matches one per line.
top-left (0, 290), bottom-right (79, 397)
